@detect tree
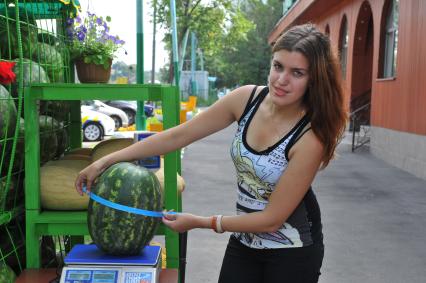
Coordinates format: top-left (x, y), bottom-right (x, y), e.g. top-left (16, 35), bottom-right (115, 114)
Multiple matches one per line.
top-left (151, 0), bottom-right (253, 82)
top-left (207, 0), bottom-right (284, 88)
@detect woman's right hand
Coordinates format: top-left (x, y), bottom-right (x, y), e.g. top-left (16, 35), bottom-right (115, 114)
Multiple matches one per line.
top-left (75, 159), bottom-right (107, 196)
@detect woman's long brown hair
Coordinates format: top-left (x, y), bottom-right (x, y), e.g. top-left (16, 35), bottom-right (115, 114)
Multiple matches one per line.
top-left (272, 24), bottom-right (348, 168)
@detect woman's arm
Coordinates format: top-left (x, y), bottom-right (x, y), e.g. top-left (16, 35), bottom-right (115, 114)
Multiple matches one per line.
top-left (163, 130), bottom-right (324, 233)
top-left (75, 85), bottom-right (257, 193)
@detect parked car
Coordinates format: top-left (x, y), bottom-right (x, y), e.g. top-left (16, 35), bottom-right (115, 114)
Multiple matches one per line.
top-left (104, 100), bottom-right (154, 125)
top-left (81, 106), bottom-right (115, 141)
top-left (82, 100), bottom-right (129, 130)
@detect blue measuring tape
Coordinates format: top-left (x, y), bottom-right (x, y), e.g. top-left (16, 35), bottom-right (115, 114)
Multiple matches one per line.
top-left (82, 186), bottom-right (177, 218)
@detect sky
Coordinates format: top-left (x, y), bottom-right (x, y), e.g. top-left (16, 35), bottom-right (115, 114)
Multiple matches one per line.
top-left (78, 0), bottom-right (168, 71)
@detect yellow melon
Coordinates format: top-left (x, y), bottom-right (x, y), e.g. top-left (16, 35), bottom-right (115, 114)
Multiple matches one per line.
top-left (40, 159), bottom-right (91, 210)
top-left (154, 168), bottom-right (185, 195)
top-left (66, 147), bottom-right (93, 156)
top-left (91, 138), bottom-right (134, 162)
top-left (61, 154), bottom-right (92, 162)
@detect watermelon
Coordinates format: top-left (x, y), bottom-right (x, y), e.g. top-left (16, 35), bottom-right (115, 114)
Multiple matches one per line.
top-left (55, 122), bottom-right (69, 158)
top-left (88, 162), bottom-right (162, 255)
top-left (38, 32), bottom-right (60, 46)
top-left (12, 59), bottom-right (50, 88)
top-left (12, 59), bottom-right (50, 101)
top-left (0, 118), bottom-right (23, 177)
top-left (0, 85), bottom-right (17, 141)
top-left (0, 6), bottom-right (38, 60)
top-left (0, 177), bottom-right (22, 211)
top-left (39, 115), bottom-right (59, 164)
top-left (32, 42), bottom-right (65, 83)
top-left (0, 263), bottom-right (16, 283)
top-left (8, 115), bottom-right (62, 166)
top-left (40, 100), bottom-right (71, 123)
top-left (0, 86), bottom-right (18, 175)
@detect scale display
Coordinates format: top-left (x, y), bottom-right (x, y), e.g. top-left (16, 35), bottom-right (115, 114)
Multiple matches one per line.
top-left (60, 244), bottom-right (161, 283)
top-left (62, 267), bottom-right (154, 283)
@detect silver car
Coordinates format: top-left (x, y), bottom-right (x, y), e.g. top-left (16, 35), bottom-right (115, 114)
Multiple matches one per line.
top-left (82, 100), bottom-right (129, 130)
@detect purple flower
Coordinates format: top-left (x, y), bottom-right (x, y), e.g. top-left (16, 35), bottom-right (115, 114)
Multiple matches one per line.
top-left (66, 28), bottom-right (73, 37)
top-left (69, 10), bottom-right (124, 59)
top-left (77, 31), bottom-right (85, 41)
top-left (66, 18), bottom-right (74, 25)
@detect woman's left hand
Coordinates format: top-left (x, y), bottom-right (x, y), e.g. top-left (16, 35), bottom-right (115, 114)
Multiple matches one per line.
top-left (162, 212), bottom-right (200, 233)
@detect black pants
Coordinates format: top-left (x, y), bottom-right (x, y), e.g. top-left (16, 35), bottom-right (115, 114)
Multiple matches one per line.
top-left (218, 236), bottom-right (324, 283)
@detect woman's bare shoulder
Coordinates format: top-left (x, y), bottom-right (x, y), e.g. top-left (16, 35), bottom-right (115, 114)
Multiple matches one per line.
top-left (288, 129), bottom-right (324, 161)
top-left (226, 84), bottom-right (266, 106)
top-left (220, 85), bottom-right (263, 119)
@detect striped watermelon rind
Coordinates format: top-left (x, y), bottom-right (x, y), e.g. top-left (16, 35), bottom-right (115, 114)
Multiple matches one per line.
top-left (88, 162), bottom-right (162, 255)
top-left (0, 263), bottom-right (16, 283)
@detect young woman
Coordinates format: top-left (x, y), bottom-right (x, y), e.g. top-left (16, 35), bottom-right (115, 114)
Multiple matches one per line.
top-left (75, 24), bottom-right (347, 283)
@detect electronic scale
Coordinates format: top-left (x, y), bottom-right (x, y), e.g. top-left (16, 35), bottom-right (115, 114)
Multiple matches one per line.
top-left (60, 244), bottom-right (161, 283)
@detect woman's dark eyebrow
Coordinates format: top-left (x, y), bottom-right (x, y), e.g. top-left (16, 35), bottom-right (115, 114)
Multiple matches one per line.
top-left (273, 60), bottom-right (308, 72)
top-left (291, 67), bottom-right (308, 72)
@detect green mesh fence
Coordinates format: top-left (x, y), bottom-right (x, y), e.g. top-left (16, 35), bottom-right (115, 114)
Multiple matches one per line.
top-left (0, 0), bottom-right (76, 273)
top-left (0, 215), bottom-right (25, 277)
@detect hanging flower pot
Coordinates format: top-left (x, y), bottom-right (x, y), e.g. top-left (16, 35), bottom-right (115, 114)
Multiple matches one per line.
top-left (66, 12), bottom-right (126, 84)
top-left (75, 59), bottom-right (112, 83)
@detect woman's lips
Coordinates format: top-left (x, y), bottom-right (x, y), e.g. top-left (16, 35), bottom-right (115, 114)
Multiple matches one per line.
top-left (273, 86), bottom-right (289, 97)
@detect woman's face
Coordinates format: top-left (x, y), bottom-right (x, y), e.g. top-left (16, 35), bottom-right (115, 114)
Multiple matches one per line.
top-left (268, 49), bottom-right (310, 108)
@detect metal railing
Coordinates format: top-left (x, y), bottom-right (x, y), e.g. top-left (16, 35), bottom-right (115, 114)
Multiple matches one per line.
top-left (350, 102), bottom-right (371, 152)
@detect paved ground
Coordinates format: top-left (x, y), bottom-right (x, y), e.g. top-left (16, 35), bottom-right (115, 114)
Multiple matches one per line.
top-left (179, 123), bottom-right (426, 283)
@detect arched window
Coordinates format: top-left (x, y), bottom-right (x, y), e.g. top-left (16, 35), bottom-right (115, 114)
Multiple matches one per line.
top-left (325, 24), bottom-right (330, 36)
top-left (339, 16), bottom-right (349, 78)
top-left (382, 0), bottom-right (399, 77)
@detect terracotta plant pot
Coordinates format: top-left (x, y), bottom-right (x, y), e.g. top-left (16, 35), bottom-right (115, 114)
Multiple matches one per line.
top-left (75, 59), bottom-right (112, 83)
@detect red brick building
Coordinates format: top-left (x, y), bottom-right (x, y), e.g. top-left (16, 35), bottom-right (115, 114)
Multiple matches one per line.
top-left (269, 0), bottom-right (426, 180)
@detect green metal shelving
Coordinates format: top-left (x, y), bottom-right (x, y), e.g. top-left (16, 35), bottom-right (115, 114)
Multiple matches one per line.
top-left (2, 0), bottom-right (184, 277)
top-left (24, 83), bottom-right (182, 269)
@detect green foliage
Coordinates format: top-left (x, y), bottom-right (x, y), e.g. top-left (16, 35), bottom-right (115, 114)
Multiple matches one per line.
top-left (206, 0), bottom-right (284, 88)
top-left (153, 0), bottom-right (282, 88)
top-left (152, 0), bottom-right (252, 82)
top-left (158, 63), bottom-right (171, 83)
top-left (66, 12), bottom-right (125, 68)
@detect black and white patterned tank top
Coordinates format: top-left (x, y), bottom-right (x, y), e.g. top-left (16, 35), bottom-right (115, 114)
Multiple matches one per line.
top-left (230, 86), bottom-right (323, 249)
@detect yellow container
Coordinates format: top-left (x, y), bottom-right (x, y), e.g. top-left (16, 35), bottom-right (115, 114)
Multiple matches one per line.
top-left (148, 123), bottom-right (163, 132)
top-left (180, 109), bottom-right (187, 123)
top-left (181, 95), bottom-right (197, 111)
